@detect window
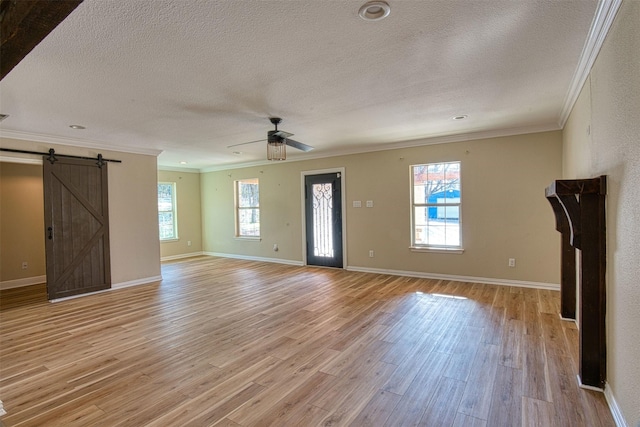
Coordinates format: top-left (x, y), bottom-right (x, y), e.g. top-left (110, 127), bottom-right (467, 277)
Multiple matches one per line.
top-left (235, 178), bottom-right (260, 237)
top-left (158, 182), bottom-right (178, 240)
top-left (411, 161), bottom-right (461, 249)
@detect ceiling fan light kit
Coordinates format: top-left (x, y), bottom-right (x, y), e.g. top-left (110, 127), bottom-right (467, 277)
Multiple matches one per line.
top-left (267, 141), bottom-right (286, 162)
top-left (267, 141), bottom-right (286, 161)
top-left (267, 117), bottom-right (287, 161)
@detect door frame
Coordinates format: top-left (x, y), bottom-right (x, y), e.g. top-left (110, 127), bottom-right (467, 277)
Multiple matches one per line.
top-left (300, 167), bottom-right (347, 268)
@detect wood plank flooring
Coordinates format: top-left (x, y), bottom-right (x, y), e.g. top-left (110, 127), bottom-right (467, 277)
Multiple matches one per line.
top-left (0, 257), bottom-right (614, 426)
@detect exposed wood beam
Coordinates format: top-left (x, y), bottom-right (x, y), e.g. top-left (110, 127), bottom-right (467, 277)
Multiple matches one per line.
top-left (1, 0), bottom-right (82, 80)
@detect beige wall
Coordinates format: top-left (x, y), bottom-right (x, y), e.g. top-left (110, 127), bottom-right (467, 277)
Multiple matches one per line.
top-left (563, 76), bottom-right (593, 179)
top-left (158, 169), bottom-right (203, 258)
top-left (0, 137), bottom-right (162, 287)
top-left (202, 131), bottom-right (562, 285)
top-left (0, 162), bottom-right (46, 284)
top-left (562, 1), bottom-right (640, 425)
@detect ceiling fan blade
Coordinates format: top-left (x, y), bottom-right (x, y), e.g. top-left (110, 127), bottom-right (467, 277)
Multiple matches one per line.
top-left (285, 138), bottom-right (314, 152)
top-left (273, 130), bottom-right (294, 138)
top-left (226, 138), bottom-right (267, 149)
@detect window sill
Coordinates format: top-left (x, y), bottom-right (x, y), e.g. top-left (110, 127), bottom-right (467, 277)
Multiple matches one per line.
top-left (160, 238), bottom-right (179, 243)
top-left (235, 236), bottom-right (262, 242)
top-left (410, 246), bottom-right (465, 254)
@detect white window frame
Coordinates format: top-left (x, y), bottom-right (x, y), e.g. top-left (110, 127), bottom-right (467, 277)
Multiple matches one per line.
top-left (410, 161), bottom-right (463, 253)
top-left (158, 182), bottom-right (178, 241)
top-left (234, 178), bottom-right (260, 239)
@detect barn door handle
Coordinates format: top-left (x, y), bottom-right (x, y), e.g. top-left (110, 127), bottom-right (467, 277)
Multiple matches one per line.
top-left (47, 226), bottom-right (53, 240)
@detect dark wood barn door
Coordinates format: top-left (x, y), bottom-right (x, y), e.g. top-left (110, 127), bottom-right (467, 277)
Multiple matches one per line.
top-left (43, 158), bottom-right (111, 300)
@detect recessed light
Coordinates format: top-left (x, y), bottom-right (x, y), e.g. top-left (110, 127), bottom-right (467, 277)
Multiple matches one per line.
top-left (179, 161), bottom-right (188, 165)
top-left (452, 115), bottom-right (468, 120)
top-left (69, 124), bottom-right (86, 129)
top-left (233, 151), bottom-right (243, 155)
top-left (359, 1), bottom-right (390, 21)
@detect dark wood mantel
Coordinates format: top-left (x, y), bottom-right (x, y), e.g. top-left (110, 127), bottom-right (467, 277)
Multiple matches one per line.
top-left (545, 176), bottom-right (606, 390)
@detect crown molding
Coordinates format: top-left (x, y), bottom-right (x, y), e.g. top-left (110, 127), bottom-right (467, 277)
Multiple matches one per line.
top-left (0, 155), bottom-right (43, 165)
top-left (0, 129), bottom-right (163, 157)
top-left (198, 158), bottom-right (287, 173)
top-left (198, 123), bottom-right (560, 173)
top-left (157, 165), bottom-right (201, 173)
top-left (328, 123), bottom-right (561, 156)
top-left (558, 0), bottom-right (623, 128)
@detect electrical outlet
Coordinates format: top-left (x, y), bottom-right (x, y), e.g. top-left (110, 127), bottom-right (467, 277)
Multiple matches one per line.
top-left (21, 261), bottom-right (28, 270)
top-left (187, 240), bottom-right (192, 247)
top-left (508, 258), bottom-right (516, 267)
top-left (369, 250), bottom-right (374, 258)
top-left (273, 244), bottom-right (279, 252)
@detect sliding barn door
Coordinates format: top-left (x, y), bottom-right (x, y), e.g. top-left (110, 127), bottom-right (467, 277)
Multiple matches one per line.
top-left (43, 158), bottom-right (111, 300)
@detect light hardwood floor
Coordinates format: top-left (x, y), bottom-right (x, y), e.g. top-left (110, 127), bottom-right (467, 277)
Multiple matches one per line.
top-left (0, 257), bottom-right (614, 426)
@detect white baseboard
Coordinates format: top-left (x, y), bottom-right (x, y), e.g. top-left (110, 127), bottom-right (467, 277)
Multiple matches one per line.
top-left (50, 287), bottom-right (114, 302)
top-left (197, 254), bottom-right (559, 290)
top-left (577, 374), bottom-right (604, 392)
top-left (0, 275), bottom-right (162, 291)
top-left (604, 383), bottom-right (629, 427)
top-left (204, 252), bottom-right (304, 267)
top-left (161, 251), bottom-right (204, 262)
top-left (346, 266), bottom-right (560, 290)
top-left (112, 275), bottom-right (163, 289)
top-left (49, 275), bottom-right (164, 302)
top-left (0, 275), bottom-right (46, 290)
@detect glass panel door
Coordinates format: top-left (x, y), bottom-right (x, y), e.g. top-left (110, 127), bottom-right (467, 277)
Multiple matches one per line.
top-left (305, 173), bottom-right (343, 268)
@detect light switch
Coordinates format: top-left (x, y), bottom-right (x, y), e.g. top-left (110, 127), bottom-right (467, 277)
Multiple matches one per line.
top-left (353, 200), bottom-right (362, 208)
top-left (366, 200), bottom-right (374, 208)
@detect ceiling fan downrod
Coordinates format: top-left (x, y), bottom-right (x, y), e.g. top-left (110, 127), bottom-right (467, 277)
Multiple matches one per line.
top-left (269, 117), bottom-right (282, 131)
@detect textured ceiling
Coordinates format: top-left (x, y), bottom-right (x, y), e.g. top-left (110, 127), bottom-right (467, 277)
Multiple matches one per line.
top-left (0, 0), bottom-right (602, 170)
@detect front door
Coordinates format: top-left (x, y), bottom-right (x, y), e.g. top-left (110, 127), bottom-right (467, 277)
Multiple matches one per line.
top-left (304, 172), bottom-right (343, 268)
top-left (43, 157), bottom-right (111, 300)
